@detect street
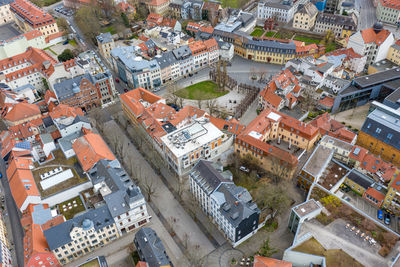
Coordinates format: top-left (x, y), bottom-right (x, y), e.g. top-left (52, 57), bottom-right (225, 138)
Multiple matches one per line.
top-left (355, 0), bottom-right (377, 30)
top-left (0, 158), bottom-right (24, 267)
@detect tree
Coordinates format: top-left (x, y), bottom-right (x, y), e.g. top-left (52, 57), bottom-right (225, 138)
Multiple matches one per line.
top-left (135, 3), bottom-right (149, 20)
top-left (206, 99), bottom-right (217, 116)
top-left (58, 49), bottom-right (74, 62)
top-left (254, 183), bottom-right (291, 218)
top-left (258, 238), bottom-right (278, 257)
top-left (121, 12), bottom-right (130, 27)
top-left (98, 0), bottom-right (114, 19)
top-left (197, 99), bottom-right (203, 109)
top-left (75, 6), bottom-right (101, 42)
top-left (56, 18), bottom-right (69, 36)
top-left (301, 87), bottom-right (317, 112)
top-left (141, 177), bottom-right (158, 202)
top-left (165, 83), bottom-right (179, 106)
top-left (269, 157), bottom-right (293, 184)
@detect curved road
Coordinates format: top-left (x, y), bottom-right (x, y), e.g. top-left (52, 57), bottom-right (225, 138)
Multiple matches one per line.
top-left (0, 158), bottom-right (24, 267)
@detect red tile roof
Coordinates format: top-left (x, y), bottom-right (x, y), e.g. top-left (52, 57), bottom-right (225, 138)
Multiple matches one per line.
top-left (318, 96), bottom-right (335, 108)
top-left (309, 112), bottom-right (356, 143)
top-left (8, 123), bottom-right (39, 140)
top-left (3, 102), bottom-right (41, 123)
top-left (189, 40), bottom-right (207, 55)
top-left (148, 0), bottom-right (169, 7)
top-left (45, 31), bottom-right (63, 43)
top-left (254, 255), bottom-right (292, 267)
top-left (364, 187), bottom-right (385, 203)
top-left (147, 13), bottom-right (163, 25)
top-left (72, 132), bottom-right (116, 172)
top-left (209, 117), bottom-right (245, 135)
top-left (380, 0), bottom-right (400, 10)
top-left (10, 0), bottom-right (56, 28)
top-left (325, 47), bottom-right (363, 59)
top-left (120, 87), bottom-right (164, 118)
top-left (23, 30), bottom-right (43, 41)
top-left (360, 28), bottom-right (391, 45)
top-left (204, 38), bottom-right (218, 49)
top-left (49, 103), bottom-right (84, 119)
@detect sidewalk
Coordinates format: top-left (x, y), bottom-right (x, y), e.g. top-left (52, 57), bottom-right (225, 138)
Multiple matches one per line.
top-left (102, 120), bottom-right (215, 260)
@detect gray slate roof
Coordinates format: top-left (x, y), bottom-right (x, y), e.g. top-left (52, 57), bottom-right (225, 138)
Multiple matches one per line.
top-left (190, 160), bottom-right (233, 196)
top-left (89, 159), bottom-right (144, 218)
top-left (216, 183), bottom-right (260, 227)
top-left (155, 51), bottom-right (178, 69)
top-left (97, 32), bottom-right (113, 44)
top-left (53, 73), bottom-right (92, 101)
top-left (134, 227), bottom-right (171, 267)
top-left (44, 205), bottom-right (114, 251)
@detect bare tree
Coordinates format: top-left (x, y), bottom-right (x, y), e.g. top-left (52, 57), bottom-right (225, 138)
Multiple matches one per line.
top-left (141, 177), bottom-right (159, 202)
top-left (254, 182), bottom-right (291, 218)
top-left (269, 157), bottom-right (293, 184)
top-left (176, 177), bottom-right (186, 200)
top-left (206, 99), bottom-right (217, 116)
top-left (178, 97), bottom-right (184, 108)
top-left (197, 99), bottom-right (203, 109)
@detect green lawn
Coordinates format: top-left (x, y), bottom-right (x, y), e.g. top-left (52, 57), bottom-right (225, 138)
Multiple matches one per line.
top-left (325, 42), bottom-right (338, 52)
top-left (58, 196), bottom-right (86, 220)
top-left (265, 31), bottom-right (275, 37)
top-left (101, 26), bottom-right (117, 35)
top-left (251, 28), bottom-right (264, 37)
top-left (174, 81), bottom-right (228, 100)
top-left (221, 0), bottom-right (241, 8)
top-left (294, 35), bottom-right (320, 44)
top-left (68, 39), bottom-right (77, 46)
top-left (274, 32), bottom-right (294, 39)
top-left (32, 0), bottom-right (61, 6)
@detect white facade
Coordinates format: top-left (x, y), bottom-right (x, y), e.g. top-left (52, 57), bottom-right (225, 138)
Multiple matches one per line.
top-left (0, 2), bottom-right (14, 26)
top-left (54, 117), bottom-right (92, 138)
top-left (0, 32), bottom-right (46, 60)
top-left (257, 0), bottom-right (307, 23)
top-left (219, 43), bottom-right (234, 61)
top-left (0, 239), bottom-right (12, 267)
top-left (347, 30), bottom-right (395, 65)
top-left (193, 52), bottom-right (209, 70)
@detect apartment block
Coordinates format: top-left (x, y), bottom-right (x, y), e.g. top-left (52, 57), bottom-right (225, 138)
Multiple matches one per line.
top-left (376, 0), bottom-right (400, 25)
top-left (96, 32), bottom-right (115, 59)
top-left (0, 0), bottom-right (14, 26)
top-left (189, 160), bottom-right (260, 247)
top-left (44, 205), bottom-right (119, 265)
top-left (10, 0), bottom-right (59, 38)
top-left (89, 159), bottom-right (150, 235)
top-left (314, 13), bottom-right (357, 38)
top-left (292, 3), bottom-right (318, 31)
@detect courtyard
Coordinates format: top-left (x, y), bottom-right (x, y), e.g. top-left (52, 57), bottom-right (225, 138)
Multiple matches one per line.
top-left (174, 81), bottom-right (228, 100)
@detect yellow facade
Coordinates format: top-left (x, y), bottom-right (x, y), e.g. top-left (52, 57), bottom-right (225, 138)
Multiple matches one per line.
top-left (13, 17), bottom-right (59, 38)
top-left (0, 214), bottom-right (10, 249)
top-left (341, 29), bottom-right (353, 39)
top-left (99, 41), bottom-right (115, 59)
top-left (344, 176), bottom-right (367, 195)
top-left (293, 12), bottom-right (316, 31)
top-left (387, 45), bottom-right (400, 65)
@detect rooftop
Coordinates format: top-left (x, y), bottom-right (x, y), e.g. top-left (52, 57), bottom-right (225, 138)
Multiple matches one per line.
top-left (161, 118), bottom-right (223, 157)
top-left (293, 199), bottom-right (321, 218)
top-left (303, 144), bottom-right (334, 178)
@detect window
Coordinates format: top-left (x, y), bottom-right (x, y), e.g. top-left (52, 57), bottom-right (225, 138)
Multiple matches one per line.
top-left (376, 128), bottom-right (382, 134)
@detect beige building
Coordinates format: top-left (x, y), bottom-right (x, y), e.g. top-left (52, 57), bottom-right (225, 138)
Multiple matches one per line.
top-left (10, 0), bottom-right (59, 38)
top-left (147, 0), bottom-right (171, 15)
top-left (96, 32), bottom-right (115, 59)
top-left (293, 3), bottom-right (319, 31)
top-left (44, 206), bottom-right (120, 265)
top-left (0, 0), bottom-right (14, 25)
top-left (387, 40), bottom-right (400, 65)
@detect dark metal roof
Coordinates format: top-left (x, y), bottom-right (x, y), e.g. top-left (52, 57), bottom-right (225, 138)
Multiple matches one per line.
top-left (346, 169), bottom-right (374, 189)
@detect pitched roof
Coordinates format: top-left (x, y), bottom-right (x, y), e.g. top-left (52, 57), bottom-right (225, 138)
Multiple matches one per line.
top-left (360, 28), bottom-right (391, 45)
top-left (254, 255), bottom-right (292, 267)
top-left (134, 228), bottom-right (171, 267)
top-left (364, 187), bottom-right (385, 202)
top-left (120, 87), bottom-right (163, 118)
top-left (209, 117), bottom-right (245, 135)
top-left (309, 113), bottom-right (356, 143)
top-left (3, 102), bottom-right (40, 122)
top-left (259, 88), bottom-right (283, 109)
top-left (10, 0), bottom-right (56, 28)
top-left (72, 132), bottom-right (116, 172)
top-left (49, 104), bottom-right (84, 120)
top-left (379, 0), bottom-right (400, 10)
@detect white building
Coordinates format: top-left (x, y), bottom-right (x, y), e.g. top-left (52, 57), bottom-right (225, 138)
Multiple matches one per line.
top-left (257, 0), bottom-right (308, 23)
top-left (347, 23), bottom-right (395, 65)
top-left (53, 115), bottom-right (92, 138)
top-left (161, 118), bottom-right (226, 176)
top-left (190, 160), bottom-right (260, 247)
top-left (0, 30), bottom-right (46, 60)
top-left (89, 159), bottom-right (151, 235)
top-left (0, 0), bottom-right (14, 26)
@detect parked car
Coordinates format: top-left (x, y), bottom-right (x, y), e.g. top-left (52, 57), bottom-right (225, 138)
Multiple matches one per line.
top-left (153, 87), bottom-right (161, 92)
top-left (377, 210), bottom-right (383, 220)
top-left (0, 172), bottom-right (2, 179)
top-left (239, 166), bottom-right (250, 173)
top-left (115, 78), bottom-right (120, 83)
top-left (384, 213), bottom-right (391, 225)
top-left (124, 88), bottom-right (128, 92)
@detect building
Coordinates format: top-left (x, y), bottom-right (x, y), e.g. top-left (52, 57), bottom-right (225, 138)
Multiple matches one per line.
top-left (0, 47), bottom-right (58, 92)
top-left (2, 102), bottom-right (41, 127)
top-left (257, 0), bottom-right (308, 23)
top-left (189, 40), bottom-right (208, 70)
top-left (347, 23), bottom-right (394, 65)
top-left (6, 157), bottom-right (41, 212)
top-left (21, 204), bottom-right (63, 267)
top-left (155, 51), bottom-right (180, 83)
top-left (53, 71), bottom-right (116, 110)
top-left (10, 0), bottom-right (59, 38)
top-left (0, 30), bottom-right (49, 60)
top-left (134, 228), bottom-right (172, 267)
top-left (332, 67), bottom-right (400, 113)
top-left (89, 159), bottom-right (150, 235)
top-left (0, 212), bottom-right (11, 267)
top-left (53, 113), bottom-right (91, 138)
top-left (309, 113), bottom-right (357, 144)
top-left (292, 3), bottom-right (319, 31)
top-left (344, 169), bottom-right (375, 195)
top-left (288, 199), bottom-right (322, 234)
top-left (96, 32), bottom-right (115, 59)
top-left (72, 131), bottom-right (116, 172)
top-left (0, 0), bottom-right (14, 25)
top-left (161, 118), bottom-right (225, 176)
top-left (189, 160), bottom-right (260, 246)
top-left (259, 69), bottom-right (302, 111)
top-left (44, 205), bottom-right (119, 265)
top-left (181, 0), bottom-right (204, 20)
top-left (383, 170), bottom-right (400, 212)
top-left (357, 101), bottom-right (400, 166)
top-left (204, 38), bottom-right (219, 65)
top-left (172, 45), bottom-right (194, 76)
top-left (376, 0), bottom-right (400, 25)
top-left (147, 0), bottom-right (170, 15)
top-left (313, 13), bottom-right (357, 38)
top-left (319, 135), bottom-right (354, 164)
top-left (169, 0), bottom-right (182, 18)
top-left (387, 40), bottom-right (400, 65)
top-left (254, 256), bottom-right (292, 267)
top-left (111, 46), bottom-right (162, 90)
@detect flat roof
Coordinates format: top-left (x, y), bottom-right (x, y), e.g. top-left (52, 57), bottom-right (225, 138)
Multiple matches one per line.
top-left (293, 199), bottom-right (321, 218)
top-left (303, 145), bottom-right (334, 178)
top-left (319, 135), bottom-right (353, 152)
top-left (161, 119), bottom-right (223, 157)
top-left (354, 67), bottom-right (400, 88)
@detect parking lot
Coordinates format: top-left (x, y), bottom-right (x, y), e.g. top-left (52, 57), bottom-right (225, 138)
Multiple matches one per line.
top-left (340, 190), bottom-right (399, 233)
top-left (54, 5), bottom-right (74, 16)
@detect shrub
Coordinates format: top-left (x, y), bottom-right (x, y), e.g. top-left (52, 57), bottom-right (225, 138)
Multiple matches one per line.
top-left (379, 246), bottom-right (390, 257)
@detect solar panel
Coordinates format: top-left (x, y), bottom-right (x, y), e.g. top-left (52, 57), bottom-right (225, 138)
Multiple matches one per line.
top-left (15, 141), bottom-right (31, 150)
top-left (353, 147), bottom-right (360, 156)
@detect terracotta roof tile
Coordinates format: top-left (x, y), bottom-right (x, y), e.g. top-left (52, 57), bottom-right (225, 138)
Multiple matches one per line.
top-left (72, 132), bottom-right (116, 172)
top-left (360, 28), bottom-right (391, 45)
top-left (254, 255), bottom-right (292, 267)
top-left (3, 102), bottom-right (41, 123)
